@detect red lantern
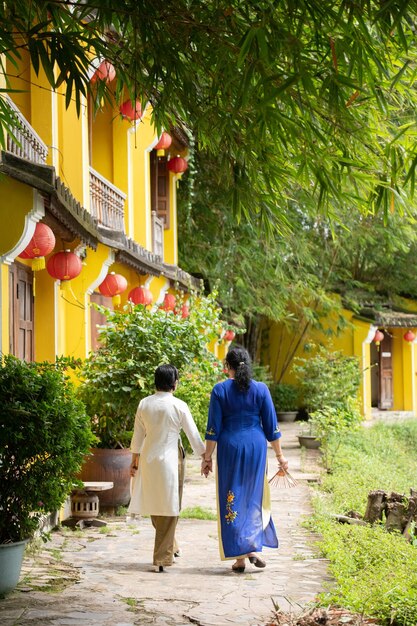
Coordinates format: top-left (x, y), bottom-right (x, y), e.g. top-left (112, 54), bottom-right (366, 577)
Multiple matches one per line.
top-left (373, 329), bottom-right (384, 346)
top-left (119, 99), bottom-right (142, 121)
top-left (19, 223), bottom-right (55, 270)
top-left (167, 156), bottom-right (188, 174)
top-left (155, 132), bottom-right (172, 157)
top-left (161, 293), bottom-right (176, 311)
top-left (99, 272), bottom-right (127, 307)
top-left (404, 330), bottom-right (416, 343)
top-left (46, 250), bottom-right (82, 290)
top-left (224, 330), bottom-right (236, 342)
top-left (181, 303), bottom-right (190, 319)
top-left (128, 286), bottom-right (153, 306)
top-left (91, 60), bottom-right (116, 84)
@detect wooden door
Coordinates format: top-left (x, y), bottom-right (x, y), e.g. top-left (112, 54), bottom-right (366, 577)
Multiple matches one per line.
top-left (379, 333), bottom-right (393, 409)
top-left (9, 262), bottom-right (34, 361)
top-left (150, 151), bottom-right (170, 228)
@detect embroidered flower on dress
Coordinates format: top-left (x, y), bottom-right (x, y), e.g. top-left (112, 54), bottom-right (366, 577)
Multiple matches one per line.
top-left (206, 427), bottom-right (216, 436)
top-left (274, 426), bottom-right (281, 434)
top-left (225, 490), bottom-right (238, 524)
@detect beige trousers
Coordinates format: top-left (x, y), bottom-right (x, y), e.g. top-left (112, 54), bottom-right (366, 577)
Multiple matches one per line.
top-left (151, 442), bottom-right (185, 566)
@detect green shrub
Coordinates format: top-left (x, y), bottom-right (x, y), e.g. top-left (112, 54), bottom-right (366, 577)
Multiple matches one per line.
top-left (293, 345), bottom-right (361, 412)
top-left (78, 292), bottom-right (223, 448)
top-left (269, 382), bottom-right (300, 411)
top-left (0, 355), bottom-right (95, 543)
top-left (310, 420), bottom-right (417, 625)
top-left (309, 399), bottom-right (362, 469)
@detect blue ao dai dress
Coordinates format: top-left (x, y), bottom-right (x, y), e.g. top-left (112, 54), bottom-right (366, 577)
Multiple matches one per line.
top-left (205, 378), bottom-right (281, 560)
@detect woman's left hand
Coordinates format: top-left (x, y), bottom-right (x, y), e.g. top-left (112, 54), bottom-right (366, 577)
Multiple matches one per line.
top-left (276, 453), bottom-right (289, 471)
top-left (201, 458), bottom-right (212, 477)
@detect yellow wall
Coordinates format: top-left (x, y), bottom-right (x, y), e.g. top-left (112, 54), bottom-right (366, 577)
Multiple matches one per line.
top-left (6, 51), bottom-right (31, 121)
top-left (57, 90), bottom-right (88, 204)
top-left (91, 103), bottom-right (114, 180)
top-left (0, 180), bottom-right (34, 255)
top-left (34, 266), bottom-right (57, 361)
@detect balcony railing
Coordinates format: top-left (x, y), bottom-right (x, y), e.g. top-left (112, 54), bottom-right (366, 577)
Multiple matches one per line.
top-left (89, 166), bottom-right (126, 232)
top-left (5, 96), bottom-right (48, 164)
top-left (152, 211), bottom-right (164, 259)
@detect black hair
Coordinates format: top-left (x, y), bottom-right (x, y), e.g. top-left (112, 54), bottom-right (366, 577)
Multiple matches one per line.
top-left (225, 347), bottom-right (252, 392)
top-left (154, 364), bottom-right (179, 391)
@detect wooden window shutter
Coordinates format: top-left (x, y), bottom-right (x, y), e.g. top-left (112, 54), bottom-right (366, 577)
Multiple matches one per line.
top-left (9, 262), bottom-right (34, 361)
top-left (150, 151), bottom-right (170, 229)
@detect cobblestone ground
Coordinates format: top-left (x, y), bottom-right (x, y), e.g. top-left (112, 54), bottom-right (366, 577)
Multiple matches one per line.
top-left (0, 422), bottom-right (331, 626)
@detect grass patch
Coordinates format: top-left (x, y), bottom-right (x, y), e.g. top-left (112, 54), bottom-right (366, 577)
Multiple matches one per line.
top-left (180, 506), bottom-right (217, 520)
top-left (311, 420), bottom-right (417, 625)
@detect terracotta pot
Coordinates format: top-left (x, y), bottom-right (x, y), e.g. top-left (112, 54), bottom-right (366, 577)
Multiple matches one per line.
top-left (79, 448), bottom-right (131, 508)
top-left (298, 435), bottom-right (321, 449)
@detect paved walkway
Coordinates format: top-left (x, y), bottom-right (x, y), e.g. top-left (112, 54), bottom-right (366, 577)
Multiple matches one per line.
top-left (0, 422), bottom-right (331, 626)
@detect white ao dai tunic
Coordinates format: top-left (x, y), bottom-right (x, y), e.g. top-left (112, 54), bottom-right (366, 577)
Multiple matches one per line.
top-left (128, 391), bottom-right (205, 516)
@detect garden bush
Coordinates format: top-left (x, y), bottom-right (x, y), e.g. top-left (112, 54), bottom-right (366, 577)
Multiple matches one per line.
top-left (310, 420), bottom-right (417, 625)
top-left (78, 292), bottom-right (223, 448)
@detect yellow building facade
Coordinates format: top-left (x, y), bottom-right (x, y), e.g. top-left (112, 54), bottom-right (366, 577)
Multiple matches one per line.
top-left (265, 296), bottom-right (417, 419)
top-left (0, 57), bottom-right (200, 363)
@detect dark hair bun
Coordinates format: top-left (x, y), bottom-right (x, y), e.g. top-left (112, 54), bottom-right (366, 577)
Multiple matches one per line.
top-left (225, 347), bottom-right (252, 391)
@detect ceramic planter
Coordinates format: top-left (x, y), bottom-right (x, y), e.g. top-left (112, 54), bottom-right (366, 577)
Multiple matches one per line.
top-left (0, 539), bottom-right (28, 597)
top-left (277, 410), bottom-right (298, 423)
top-left (298, 434), bottom-right (321, 449)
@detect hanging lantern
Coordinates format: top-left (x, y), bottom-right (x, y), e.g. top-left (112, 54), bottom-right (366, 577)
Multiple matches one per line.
top-left (99, 272), bottom-right (127, 307)
top-left (167, 156), bottom-right (188, 174)
top-left (161, 293), bottom-right (176, 311)
top-left (119, 99), bottom-right (142, 121)
top-left (46, 250), bottom-right (82, 290)
top-left (128, 286), bottom-right (153, 306)
top-left (373, 329), bottom-right (384, 346)
top-left (181, 303), bottom-right (190, 319)
top-left (155, 132), bottom-right (172, 157)
top-left (18, 223), bottom-right (55, 270)
top-left (404, 330), bottom-right (416, 343)
top-left (90, 60), bottom-right (116, 84)
top-left (224, 330), bottom-right (236, 342)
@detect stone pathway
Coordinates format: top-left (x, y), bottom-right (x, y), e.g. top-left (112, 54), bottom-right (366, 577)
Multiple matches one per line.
top-left (0, 422), bottom-right (331, 626)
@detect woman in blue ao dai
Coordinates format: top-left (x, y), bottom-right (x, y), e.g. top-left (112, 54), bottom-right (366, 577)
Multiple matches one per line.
top-left (202, 347), bottom-right (289, 573)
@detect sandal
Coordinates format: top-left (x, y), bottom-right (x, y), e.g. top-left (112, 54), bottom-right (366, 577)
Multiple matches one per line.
top-left (232, 560), bottom-right (245, 573)
top-left (248, 555), bottom-right (266, 568)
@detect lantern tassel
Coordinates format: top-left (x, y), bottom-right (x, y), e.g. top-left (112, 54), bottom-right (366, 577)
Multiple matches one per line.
top-left (32, 256), bottom-right (45, 271)
top-left (112, 294), bottom-right (121, 307)
top-left (60, 280), bottom-right (71, 292)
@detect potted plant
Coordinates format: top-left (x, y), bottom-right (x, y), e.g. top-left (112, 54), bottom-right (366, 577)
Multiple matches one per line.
top-left (307, 400), bottom-right (362, 469)
top-left (77, 294), bottom-right (223, 507)
top-left (0, 355), bottom-right (94, 596)
top-left (269, 382), bottom-right (300, 422)
top-left (297, 421), bottom-right (322, 449)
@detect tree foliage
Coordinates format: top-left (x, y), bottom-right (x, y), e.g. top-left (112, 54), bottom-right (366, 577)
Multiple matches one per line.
top-left (3, 1), bottom-right (417, 221)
